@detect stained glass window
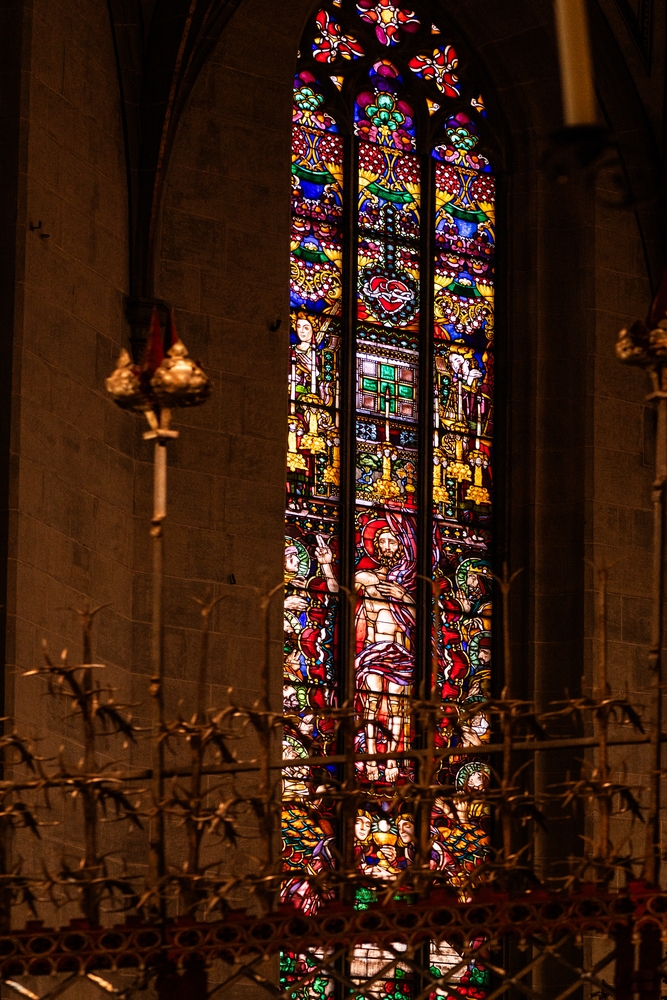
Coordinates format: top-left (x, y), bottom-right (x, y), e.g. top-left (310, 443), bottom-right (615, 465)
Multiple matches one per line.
top-left (285, 3), bottom-right (495, 996)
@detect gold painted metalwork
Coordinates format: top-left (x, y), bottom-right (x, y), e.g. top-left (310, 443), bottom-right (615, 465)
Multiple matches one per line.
top-left (151, 340), bottom-right (211, 408)
top-left (104, 349), bottom-right (148, 411)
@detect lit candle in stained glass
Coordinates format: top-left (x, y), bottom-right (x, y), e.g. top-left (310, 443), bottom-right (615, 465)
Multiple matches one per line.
top-left (384, 385), bottom-right (391, 442)
top-left (310, 345), bottom-right (317, 395)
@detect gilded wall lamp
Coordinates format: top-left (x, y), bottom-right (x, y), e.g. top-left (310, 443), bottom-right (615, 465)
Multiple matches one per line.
top-left (105, 309), bottom-right (211, 900)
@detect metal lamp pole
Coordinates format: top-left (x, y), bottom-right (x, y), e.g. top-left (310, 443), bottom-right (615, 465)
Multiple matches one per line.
top-left (106, 309), bottom-right (211, 906)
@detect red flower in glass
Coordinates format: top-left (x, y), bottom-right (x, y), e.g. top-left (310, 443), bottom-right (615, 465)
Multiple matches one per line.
top-left (356, 0), bottom-right (420, 46)
top-left (409, 46), bottom-right (460, 97)
top-left (313, 9), bottom-right (364, 62)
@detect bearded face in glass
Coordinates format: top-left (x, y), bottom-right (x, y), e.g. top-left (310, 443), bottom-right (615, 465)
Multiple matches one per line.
top-left (373, 528), bottom-right (403, 569)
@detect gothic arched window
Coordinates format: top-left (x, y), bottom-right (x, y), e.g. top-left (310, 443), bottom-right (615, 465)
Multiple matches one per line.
top-left (284, 1), bottom-right (495, 992)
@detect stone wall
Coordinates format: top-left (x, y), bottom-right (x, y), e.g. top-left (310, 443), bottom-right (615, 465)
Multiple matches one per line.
top-left (154, 0), bottom-right (313, 725)
top-left (6, 0), bottom-right (134, 878)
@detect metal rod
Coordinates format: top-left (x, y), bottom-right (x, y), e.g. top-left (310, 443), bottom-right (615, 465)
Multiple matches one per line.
top-left (0, 730), bottom-right (658, 796)
top-left (258, 582), bottom-right (283, 913)
top-left (80, 608), bottom-right (100, 925)
top-left (643, 384), bottom-right (667, 884)
top-left (500, 563), bottom-right (514, 861)
top-left (149, 423), bottom-right (168, 912)
top-left (183, 599), bottom-right (219, 914)
top-left (595, 565), bottom-right (611, 870)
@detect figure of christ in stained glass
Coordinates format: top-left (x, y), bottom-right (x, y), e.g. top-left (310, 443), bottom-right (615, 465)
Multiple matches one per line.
top-left (354, 508), bottom-right (416, 786)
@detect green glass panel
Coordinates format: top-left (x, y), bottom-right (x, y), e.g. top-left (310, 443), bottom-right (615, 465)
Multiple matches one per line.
top-left (398, 384), bottom-right (414, 399)
top-left (362, 377), bottom-right (378, 392)
top-left (380, 364), bottom-right (396, 380)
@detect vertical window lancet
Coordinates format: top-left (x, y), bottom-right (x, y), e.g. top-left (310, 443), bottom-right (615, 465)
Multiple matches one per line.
top-left (283, 5), bottom-right (495, 997)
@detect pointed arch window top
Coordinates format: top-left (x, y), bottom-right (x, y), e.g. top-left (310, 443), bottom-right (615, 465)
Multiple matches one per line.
top-left (302, 1), bottom-right (493, 158)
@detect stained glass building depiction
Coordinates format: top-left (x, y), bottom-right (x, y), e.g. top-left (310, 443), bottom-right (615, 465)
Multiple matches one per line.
top-left (284, 2), bottom-right (495, 993)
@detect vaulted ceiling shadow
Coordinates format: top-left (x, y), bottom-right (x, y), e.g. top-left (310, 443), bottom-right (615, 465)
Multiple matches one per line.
top-left (106, 0), bottom-right (242, 302)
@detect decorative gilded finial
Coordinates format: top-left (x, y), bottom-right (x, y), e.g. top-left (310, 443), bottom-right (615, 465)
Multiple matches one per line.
top-left (617, 269), bottom-right (667, 375)
top-left (616, 321), bottom-right (651, 366)
top-left (106, 307), bottom-right (211, 415)
top-left (150, 314), bottom-right (211, 408)
top-left (105, 349), bottom-right (148, 411)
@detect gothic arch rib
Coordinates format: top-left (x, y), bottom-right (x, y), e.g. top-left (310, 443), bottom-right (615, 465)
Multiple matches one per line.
top-left (106, 0), bottom-right (243, 298)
